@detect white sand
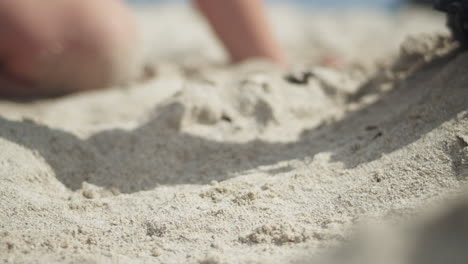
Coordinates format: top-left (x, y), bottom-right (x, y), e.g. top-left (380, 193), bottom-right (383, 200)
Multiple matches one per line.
top-left (1, 4), bottom-right (467, 264)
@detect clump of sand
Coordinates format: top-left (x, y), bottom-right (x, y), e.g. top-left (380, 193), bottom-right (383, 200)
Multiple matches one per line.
top-left (0, 4), bottom-right (467, 264)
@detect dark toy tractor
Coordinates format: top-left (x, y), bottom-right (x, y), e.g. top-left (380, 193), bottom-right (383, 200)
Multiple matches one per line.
top-left (434, 0), bottom-right (468, 47)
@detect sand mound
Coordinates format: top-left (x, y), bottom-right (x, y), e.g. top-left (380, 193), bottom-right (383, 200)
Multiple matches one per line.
top-left (0, 5), bottom-right (467, 264)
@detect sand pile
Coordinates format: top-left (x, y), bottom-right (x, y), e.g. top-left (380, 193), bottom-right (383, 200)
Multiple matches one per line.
top-left (0, 4), bottom-right (467, 264)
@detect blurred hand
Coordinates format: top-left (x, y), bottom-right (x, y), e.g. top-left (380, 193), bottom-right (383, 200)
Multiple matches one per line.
top-left (0, 0), bottom-right (139, 97)
top-left (194, 0), bottom-right (287, 66)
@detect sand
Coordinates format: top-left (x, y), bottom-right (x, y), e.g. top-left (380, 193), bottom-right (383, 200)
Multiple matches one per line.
top-left (1, 4), bottom-right (467, 264)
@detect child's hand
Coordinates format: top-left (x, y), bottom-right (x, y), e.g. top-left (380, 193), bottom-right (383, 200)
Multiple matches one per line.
top-left (0, 0), bottom-right (139, 97)
top-left (194, 0), bottom-right (287, 66)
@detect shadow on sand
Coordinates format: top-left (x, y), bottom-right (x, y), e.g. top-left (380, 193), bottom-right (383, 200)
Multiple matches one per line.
top-left (0, 51), bottom-right (466, 193)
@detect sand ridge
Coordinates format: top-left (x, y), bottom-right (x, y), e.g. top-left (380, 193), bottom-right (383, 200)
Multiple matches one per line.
top-left (0, 5), bottom-right (467, 264)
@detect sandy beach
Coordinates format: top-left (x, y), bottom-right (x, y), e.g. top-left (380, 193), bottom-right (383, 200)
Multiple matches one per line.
top-left (1, 4), bottom-right (467, 264)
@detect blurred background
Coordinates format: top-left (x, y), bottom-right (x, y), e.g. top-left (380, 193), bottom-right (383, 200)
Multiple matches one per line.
top-left (128, 0), bottom-right (431, 10)
top-left (130, 0), bottom-right (443, 68)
